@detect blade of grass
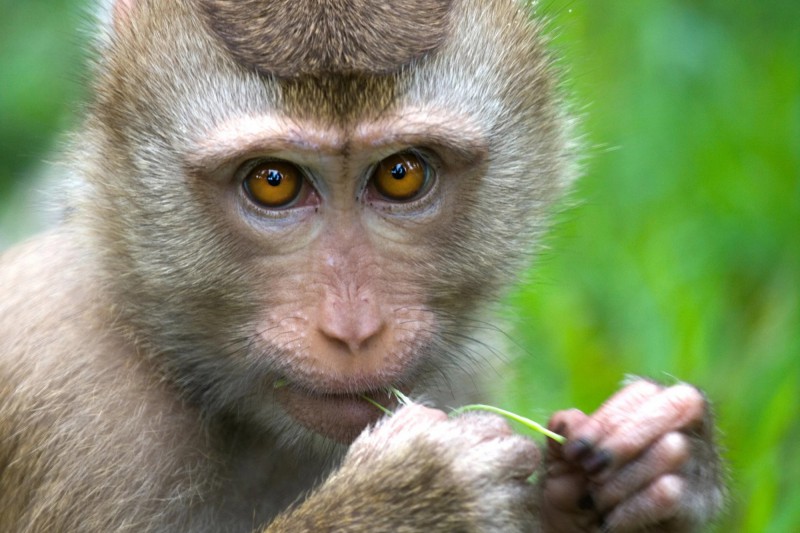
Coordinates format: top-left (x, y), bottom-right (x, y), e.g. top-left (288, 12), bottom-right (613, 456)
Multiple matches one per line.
top-left (450, 404), bottom-right (566, 443)
top-left (361, 394), bottom-right (393, 416)
top-left (388, 387), bottom-right (412, 406)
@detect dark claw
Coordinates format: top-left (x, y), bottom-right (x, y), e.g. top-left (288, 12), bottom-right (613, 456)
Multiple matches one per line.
top-left (581, 449), bottom-right (612, 475)
top-left (563, 438), bottom-right (593, 461)
top-left (577, 492), bottom-right (595, 510)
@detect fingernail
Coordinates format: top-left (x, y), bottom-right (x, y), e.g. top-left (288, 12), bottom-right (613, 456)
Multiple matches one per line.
top-left (577, 492), bottom-right (595, 510)
top-left (581, 449), bottom-right (612, 474)
top-left (563, 438), bottom-right (593, 461)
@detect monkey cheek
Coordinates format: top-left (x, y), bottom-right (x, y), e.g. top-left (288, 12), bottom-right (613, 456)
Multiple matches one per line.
top-left (274, 386), bottom-right (393, 444)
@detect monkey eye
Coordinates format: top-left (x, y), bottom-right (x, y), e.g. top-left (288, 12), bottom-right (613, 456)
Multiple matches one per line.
top-left (370, 152), bottom-right (430, 202)
top-left (243, 161), bottom-right (304, 208)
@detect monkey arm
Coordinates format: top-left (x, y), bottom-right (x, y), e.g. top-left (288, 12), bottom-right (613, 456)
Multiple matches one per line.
top-left (266, 405), bottom-right (541, 533)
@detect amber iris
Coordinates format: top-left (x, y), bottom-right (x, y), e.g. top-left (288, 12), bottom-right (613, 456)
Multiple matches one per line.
top-left (372, 153), bottom-right (428, 201)
top-left (243, 162), bottom-right (303, 208)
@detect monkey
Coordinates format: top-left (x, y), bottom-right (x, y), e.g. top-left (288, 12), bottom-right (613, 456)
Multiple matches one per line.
top-left (0, 0), bottom-right (726, 531)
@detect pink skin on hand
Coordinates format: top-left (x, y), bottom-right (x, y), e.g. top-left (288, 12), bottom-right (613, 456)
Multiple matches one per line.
top-left (541, 380), bottom-right (715, 532)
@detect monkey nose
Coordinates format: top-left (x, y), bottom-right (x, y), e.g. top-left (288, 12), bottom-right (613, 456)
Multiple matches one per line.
top-left (317, 295), bottom-right (386, 355)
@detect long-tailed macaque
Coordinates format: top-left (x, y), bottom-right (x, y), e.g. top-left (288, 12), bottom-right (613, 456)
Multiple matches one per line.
top-left (0, 0), bottom-right (725, 531)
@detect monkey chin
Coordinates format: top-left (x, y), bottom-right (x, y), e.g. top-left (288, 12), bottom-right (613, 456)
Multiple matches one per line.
top-left (275, 386), bottom-right (399, 444)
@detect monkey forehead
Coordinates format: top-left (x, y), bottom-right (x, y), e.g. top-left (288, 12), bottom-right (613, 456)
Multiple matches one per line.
top-left (187, 108), bottom-right (487, 169)
top-left (197, 0), bottom-right (455, 78)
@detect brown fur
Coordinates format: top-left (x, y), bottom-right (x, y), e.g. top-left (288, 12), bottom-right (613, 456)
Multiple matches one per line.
top-left (198, 0), bottom-right (455, 78)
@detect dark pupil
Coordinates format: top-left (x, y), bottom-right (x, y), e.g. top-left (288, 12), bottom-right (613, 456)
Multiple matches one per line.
top-left (266, 169), bottom-right (283, 186)
top-left (390, 163), bottom-right (407, 180)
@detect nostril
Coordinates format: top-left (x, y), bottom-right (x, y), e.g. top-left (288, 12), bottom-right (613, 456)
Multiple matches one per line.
top-left (317, 294), bottom-right (386, 354)
top-left (321, 334), bottom-right (353, 354)
top-left (320, 316), bottom-right (385, 353)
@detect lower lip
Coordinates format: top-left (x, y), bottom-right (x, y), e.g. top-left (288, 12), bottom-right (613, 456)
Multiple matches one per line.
top-left (275, 387), bottom-right (397, 443)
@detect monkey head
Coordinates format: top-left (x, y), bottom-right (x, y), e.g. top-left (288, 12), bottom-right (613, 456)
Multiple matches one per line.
top-left (74, 0), bottom-right (575, 444)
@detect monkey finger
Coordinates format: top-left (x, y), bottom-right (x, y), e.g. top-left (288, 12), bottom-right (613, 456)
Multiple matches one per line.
top-left (547, 408), bottom-right (590, 462)
top-left (560, 380), bottom-right (663, 462)
top-left (545, 457), bottom-right (584, 480)
top-left (540, 472), bottom-right (604, 533)
top-left (589, 379), bottom-right (664, 431)
top-left (591, 431), bottom-right (690, 512)
top-left (602, 474), bottom-right (687, 533)
top-left (541, 470), bottom-right (593, 512)
top-left (580, 384), bottom-right (705, 476)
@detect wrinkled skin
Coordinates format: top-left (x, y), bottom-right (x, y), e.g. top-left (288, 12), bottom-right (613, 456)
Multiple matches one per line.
top-left (541, 379), bottom-right (725, 532)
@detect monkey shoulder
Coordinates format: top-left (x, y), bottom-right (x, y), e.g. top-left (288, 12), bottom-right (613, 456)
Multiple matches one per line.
top-left (0, 230), bottom-right (211, 530)
top-left (0, 230), bottom-right (125, 382)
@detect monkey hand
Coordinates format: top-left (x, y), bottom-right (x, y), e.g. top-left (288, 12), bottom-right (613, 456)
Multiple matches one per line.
top-left (540, 379), bottom-right (726, 532)
top-left (267, 404), bottom-right (541, 532)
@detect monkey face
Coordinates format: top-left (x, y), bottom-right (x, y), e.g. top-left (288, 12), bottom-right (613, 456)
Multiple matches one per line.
top-left (83, 0), bottom-right (575, 444)
top-left (178, 109), bottom-right (492, 442)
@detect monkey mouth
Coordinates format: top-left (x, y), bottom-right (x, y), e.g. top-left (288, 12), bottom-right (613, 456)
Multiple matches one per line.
top-left (274, 383), bottom-right (403, 444)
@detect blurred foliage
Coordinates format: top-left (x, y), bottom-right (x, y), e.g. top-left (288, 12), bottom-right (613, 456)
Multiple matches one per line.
top-left (1, 1), bottom-right (798, 532)
top-left (0, 0), bottom-right (87, 245)
top-left (499, 2), bottom-right (799, 532)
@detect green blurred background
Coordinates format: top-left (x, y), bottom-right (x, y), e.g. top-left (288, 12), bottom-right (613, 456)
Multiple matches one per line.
top-left (1, 1), bottom-right (797, 531)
